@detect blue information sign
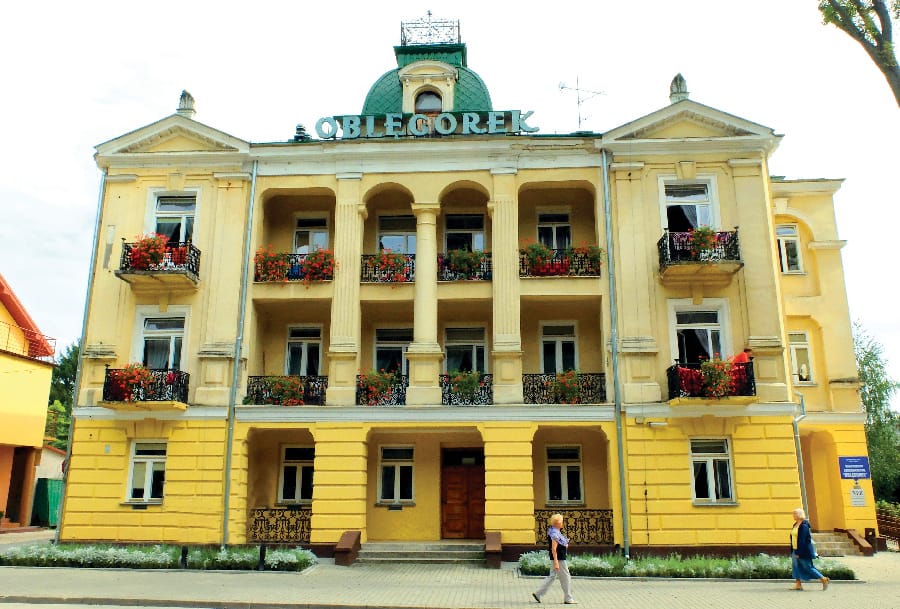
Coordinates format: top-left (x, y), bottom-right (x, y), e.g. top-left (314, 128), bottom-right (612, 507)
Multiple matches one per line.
top-left (838, 456), bottom-right (871, 479)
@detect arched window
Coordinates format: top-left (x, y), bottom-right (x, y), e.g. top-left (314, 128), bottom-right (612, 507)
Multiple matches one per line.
top-left (415, 91), bottom-right (442, 114)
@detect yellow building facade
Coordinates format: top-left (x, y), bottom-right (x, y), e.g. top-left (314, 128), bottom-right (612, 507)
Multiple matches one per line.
top-left (60, 20), bottom-right (877, 557)
top-left (0, 273), bottom-right (55, 529)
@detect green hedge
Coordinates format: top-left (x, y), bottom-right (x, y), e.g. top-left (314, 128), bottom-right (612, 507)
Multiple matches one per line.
top-left (518, 551), bottom-right (856, 580)
top-left (0, 544), bottom-right (316, 571)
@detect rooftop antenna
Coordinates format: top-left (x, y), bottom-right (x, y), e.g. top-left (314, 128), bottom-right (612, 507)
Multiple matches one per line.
top-left (559, 76), bottom-right (604, 130)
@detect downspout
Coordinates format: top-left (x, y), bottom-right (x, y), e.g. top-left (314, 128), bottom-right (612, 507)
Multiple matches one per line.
top-left (222, 160), bottom-right (259, 547)
top-left (56, 168), bottom-right (108, 543)
top-left (600, 149), bottom-right (630, 558)
top-left (793, 391), bottom-right (809, 516)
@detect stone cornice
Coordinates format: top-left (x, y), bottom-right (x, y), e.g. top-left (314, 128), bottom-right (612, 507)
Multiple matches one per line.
top-left (74, 406), bottom-right (228, 420)
top-left (235, 405), bottom-right (615, 423)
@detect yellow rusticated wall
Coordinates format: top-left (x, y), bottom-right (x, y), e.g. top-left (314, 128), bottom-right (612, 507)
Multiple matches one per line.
top-left (626, 416), bottom-right (801, 546)
top-left (801, 423), bottom-right (876, 533)
top-left (61, 419), bottom-right (226, 543)
top-left (0, 353), bottom-right (53, 448)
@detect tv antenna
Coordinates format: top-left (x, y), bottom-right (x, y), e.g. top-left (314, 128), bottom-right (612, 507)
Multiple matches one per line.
top-left (559, 77), bottom-right (605, 130)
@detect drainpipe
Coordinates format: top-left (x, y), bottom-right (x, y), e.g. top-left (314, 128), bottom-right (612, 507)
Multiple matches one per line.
top-left (55, 169), bottom-right (108, 543)
top-left (793, 391), bottom-right (809, 516)
top-left (600, 149), bottom-right (630, 558)
top-left (222, 160), bottom-right (259, 547)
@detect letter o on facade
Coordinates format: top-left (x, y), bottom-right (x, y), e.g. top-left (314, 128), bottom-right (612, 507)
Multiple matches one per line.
top-left (434, 113), bottom-right (458, 135)
top-left (315, 117), bottom-right (339, 139)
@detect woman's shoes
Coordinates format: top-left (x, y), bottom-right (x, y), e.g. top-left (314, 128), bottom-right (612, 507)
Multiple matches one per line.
top-left (790, 584), bottom-right (803, 590)
top-left (822, 577), bottom-right (830, 591)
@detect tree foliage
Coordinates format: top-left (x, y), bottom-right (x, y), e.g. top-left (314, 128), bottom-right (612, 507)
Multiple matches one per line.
top-left (853, 322), bottom-right (900, 502)
top-left (819, 0), bottom-right (900, 107)
top-left (46, 340), bottom-right (79, 450)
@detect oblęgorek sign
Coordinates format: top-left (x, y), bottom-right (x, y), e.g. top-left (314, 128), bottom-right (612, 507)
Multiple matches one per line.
top-left (315, 110), bottom-right (539, 140)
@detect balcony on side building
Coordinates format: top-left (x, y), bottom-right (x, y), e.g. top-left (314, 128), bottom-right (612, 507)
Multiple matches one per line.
top-left (243, 375), bottom-right (328, 406)
top-left (522, 372), bottom-right (607, 404)
top-left (116, 240), bottom-right (201, 289)
top-left (666, 360), bottom-right (756, 403)
top-left (657, 229), bottom-right (742, 287)
top-left (101, 366), bottom-right (190, 411)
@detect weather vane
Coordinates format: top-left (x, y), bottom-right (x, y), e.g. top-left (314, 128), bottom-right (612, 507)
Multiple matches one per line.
top-left (559, 77), bottom-right (605, 130)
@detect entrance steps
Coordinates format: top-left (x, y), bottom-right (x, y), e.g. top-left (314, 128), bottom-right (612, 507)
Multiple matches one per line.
top-left (356, 540), bottom-right (486, 565)
top-left (812, 531), bottom-right (863, 556)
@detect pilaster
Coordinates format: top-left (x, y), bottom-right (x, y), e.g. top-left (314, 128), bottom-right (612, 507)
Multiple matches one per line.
top-left (310, 425), bottom-right (369, 543)
top-left (481, 422), bottom-right (536, 544)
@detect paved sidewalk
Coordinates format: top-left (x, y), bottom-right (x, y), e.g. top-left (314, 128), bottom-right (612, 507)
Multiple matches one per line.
top-left (1, 532), bottom-right (898, 609)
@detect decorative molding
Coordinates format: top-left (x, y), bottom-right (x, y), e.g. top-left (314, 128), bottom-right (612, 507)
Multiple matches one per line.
top-left (106, 174), bottom-right (138, 183)
top-left (747, 336), bottom-right (784, 350)
top-left (609, 162), bottom-right (644, 171)
top-left (74, 406), bottom-right (228, 421)
top-left (197, 342), bottom-right (235, 359)
top-left (799, 411), bottom-right (866, 425)
top-left (336, 172), bottom-right (363, 181)
top-left (625, 402), bottom-right (796, 419)
top-left (213, 172), bottom-right (251, 183)
top-left (618, 336), bottom-right (658, 353)
top-left (83, 344), bottom-right (117, 359)
top-left (235, 405), bottom-right (614, 423)
top-left (808, 240), bottom-right (847, 250)
top-left (490, 166), bottom-right (518, 175)
top-left (727, 158), bottom-right (763, 167)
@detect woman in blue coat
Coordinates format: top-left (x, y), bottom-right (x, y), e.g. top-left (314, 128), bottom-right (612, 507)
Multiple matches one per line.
top-left (790, 507), bottom-right (829, 590)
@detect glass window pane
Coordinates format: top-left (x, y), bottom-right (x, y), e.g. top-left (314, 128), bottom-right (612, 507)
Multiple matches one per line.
top-left (776, 225), bottom-right (798, 237)
top-left (145, 318), bottom-right (185, 332)
top-left (287, 343), bottom-right (305, 376)
top-left (311, 231), bottom-right (328, 250)
top-left (666, 205), bottom-right (698, 231)
top-left (290, 328), bottom-right (321, 339)
top-left (284, 447), bottom-right (314, 461)
top-left (399, 465), bottom-right (413, 500)
top-left (415, 92), bottom-right (442, 113)
top-left (376, 347), bottom-right (404, 374)
top-left (157, 197), bottom-right (196, 212)
top-left (794, 347), bottom-right (812, 381)
top-left (282, 465), bottom-right (298, 500)
top-left (155, 219), bottom-right (181, 242)
top-left (538, 213), bottom-right (569, 224)
top-left (548, 466), bottom-right (563, 501)
top-left (543, 325), bottom-right (575, 337)
top-left (135, 443), bottom-right (166, 456)
top-left (537, 226), bottom-right (554, 247)
top-left (692, 461), bottom-right (710, 499)
top-left (144, 338), bottom-right (170, 369)
top-left (380, 235), bottom-right (405, 253)
top-left (665, 184), bottom-right (708, 201)
top-left (376, 329), bottom-right (414, 342)
top-left (297, 218), bottom-right (327, 228)
top-left (566, 467), bottom-right (582, 501)
top-left (447, 215), bottom-right (483, 230)
top-left (475, 346), bottom-right (485, 372)
top-left (306, 343), bottom-right (320, 375)
top-left (675, 312), bottom-right (718, 325)
top-left (172, 337), bottom-right (182, 369)
top-left (150, 463), bottom-right (165, 499)
top-left (300, 465), bottom-right (314, 500)
top-left (446, 233), bottom-right (473, 251)
top-left (542, 341), bottom-right (557, 374)
top-left (691, 439), bottom-right (728, 454)
top-left (381, 466), bottom-right (395, 500)
top-left (714, 459), bottom-right (732, 500)
top-left (547, 447), bottom-right (580, 461)
top-left (555, 226), bottom-right (571, 250)
top-left (380, 216), bottom-right (416, 231)
top-left (183, 217), bottom-right (194, 242)
top-left (131, 462), bottom-right (147, 499)
top-left (446, 345), bottom-right (471, 372)
top-left (561, 341), bottom-right (576, 370)
top-left (295, 230), bottom-right (311, 251)
top-left (677, 328), bottom-right (711, 363)
top-left (784, 241), bottom-right (800, 271)
top-left (382, 447), bottom-right (414, 460)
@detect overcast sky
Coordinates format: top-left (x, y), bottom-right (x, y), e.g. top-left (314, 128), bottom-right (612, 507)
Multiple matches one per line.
top-left (1, 1), bottom-right (897, 408)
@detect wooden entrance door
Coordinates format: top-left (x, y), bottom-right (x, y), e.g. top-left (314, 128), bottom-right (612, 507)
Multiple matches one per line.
top-left (441, 450), bottom-right (485, 539)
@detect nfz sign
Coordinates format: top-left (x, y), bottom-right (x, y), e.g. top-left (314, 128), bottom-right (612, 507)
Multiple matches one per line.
top-left (838, 456), bottom-right (870, 480)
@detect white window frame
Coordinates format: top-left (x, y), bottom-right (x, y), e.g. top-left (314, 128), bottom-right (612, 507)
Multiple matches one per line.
top-left (539, 321), bottom-right (579, 374)
top-left (689, 438), bottom-right (736, 504)
top-left (378, 445), bottom-right (415, 504)
top-left (776, 224), bottom-right (804, 274)
top-left (378, 215), bottom-right (417, 254)
top-left (536, 207), bottom-right (572, 250)
top-left (277, 445), bottom-right (315, 504)
top-left (546, 445), bottom-right (584, 506)
top-left (667, 299), bottom-right (731, 365)
top-left (788, 331), bottom-right (814, 384)
top-left (374, 327), bottom-right (413, 375)
top-left (131, 305), bottom-right (190, 370)
top-left (443, 326), bottom-right (488, 373)
top-left (657, 175), bottom-right (720, 232)
top-left (127, 440), bottom-right (167, 503)
top-left (444, 213), bottom-right (485, 252)
top-left (285, 325), bottom-right (323, 376)
top-left (146, 188), bottom-right (201, 241)
top-left (294, 214), bottom-right (329, 254)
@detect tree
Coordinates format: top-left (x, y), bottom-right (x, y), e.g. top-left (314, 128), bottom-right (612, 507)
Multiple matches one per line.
top-left (853, 322), bottom-right (900, 502)
top-left (818, 0), bottom-right (900, 108)
top-left (47, 340), bottom-right (79, 450)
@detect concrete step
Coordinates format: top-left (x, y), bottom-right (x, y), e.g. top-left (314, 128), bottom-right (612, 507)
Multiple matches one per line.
top-left (812, 532), bottom-right (863, 556)
top-left (357, 541), bottom-right (486, 565)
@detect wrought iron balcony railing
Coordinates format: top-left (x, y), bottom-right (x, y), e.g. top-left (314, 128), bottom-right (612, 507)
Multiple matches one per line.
top-left (248, 506), bottom-right (311, 543)
top-left (356, 374), bottom-right (409, 406)
top-left (360, 254), bottom-right (415, 283)
top-left (666, 360), bottom-right (756, 400)
top-left (522, 372), bottom-right (606, 404)
top-left (0, 319), bottom-right (55, 362)
top-left (102, 367), bottom-right (190, 403)
top-left (657, 229), bottom-right (741, 269)
top-left (120, 241), bottom-right (201, 277)
top-left (254, 252), bottom-right (336, 283)
top-left (519, 249), bottom-right (602, 277)
top-left (244, 375), bottom-right (328, 406)
top-left (439, 373), bottom-right (493, 405)
top-left (534, 508), bottom-right (614, 545)
top-left (437, 252), bottom-right (492, 281)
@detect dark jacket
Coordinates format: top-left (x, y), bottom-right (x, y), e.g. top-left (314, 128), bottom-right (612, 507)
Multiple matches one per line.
top-left (791, 519), bottom-right (815, 559)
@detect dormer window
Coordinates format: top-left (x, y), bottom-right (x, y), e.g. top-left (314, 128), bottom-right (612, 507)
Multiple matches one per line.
top-left (415, 91), bottom-right (442, 114)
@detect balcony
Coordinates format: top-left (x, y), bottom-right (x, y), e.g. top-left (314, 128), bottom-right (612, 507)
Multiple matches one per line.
top-left (520, 245), bottom-right (603, 278)
top-left (657, 229), bottom-right (742, 287)
top-left (0, 319), bottom-right (55, 362)
top-left (101, 366), bottom-right (189, 410)
top-left (361, 253), bottom-right (415, 283)
top-left (534, 508), bottom-right (614, 544)
top-left (116, 240), bottom-right (201, 289)
top-left (438, 251), bottom-right (492, 281)
top-left (666, 360), bottom-right (756, 403)
top-left (522, 372), bottom-right (607, 404)
top-left (254, 251), bottom-right (335, 283)
top-left (439, 373), bottom-right (493, 405)
top-left (248, 506), bottom-right (311, 543)
top-left (356, 373), bottom-right (409, 406)
top-left (243, 375), bottom-right (328, 405)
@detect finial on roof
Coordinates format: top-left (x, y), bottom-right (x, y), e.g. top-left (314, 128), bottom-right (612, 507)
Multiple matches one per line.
top-left (177, 90), bottom-right (196, 118)
top-left (293, 124), bottom-right (312, 142)
top-left (669, 73), bottom-right (689, 104)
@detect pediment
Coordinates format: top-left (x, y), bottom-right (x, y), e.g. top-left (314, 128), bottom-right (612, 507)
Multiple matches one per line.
top-left (96, 114), bottom-right (249, 157)
top-left (605, 100), bottom-right (775, 143)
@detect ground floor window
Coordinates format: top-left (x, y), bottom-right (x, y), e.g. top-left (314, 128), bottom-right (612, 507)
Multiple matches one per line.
top-left (279, 446), bottom-right (315, 503)
top-left (690, 438), bottom-right (734, 503)
top-left (546, 446), bottom-right (583, 505)
top-left (129, 441), bottom-right (166, 502)
top-left (379, 446), bottom-right (414, 503)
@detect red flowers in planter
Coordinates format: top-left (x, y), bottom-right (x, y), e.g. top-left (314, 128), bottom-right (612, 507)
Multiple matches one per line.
top-left (129, 234), bottom-right (169, 270)
top-left (254, 245), bottom-right (290, 282)
top-left (300, 249), bottom-right (336, 285)
top-left (110, 363), bottom-right (154, 402)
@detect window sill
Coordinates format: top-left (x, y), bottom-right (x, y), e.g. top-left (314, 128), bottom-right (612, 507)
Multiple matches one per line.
top-left (692, 501), bottom-right (739, 507)
top-left (376, 502), bottom-right (416, 508)
top-left (545, 502), bottom-right (586, 508)
top-left (121, 500), bottom-right (163, 508)
top-left (275, 502), bottom-right (312, 508)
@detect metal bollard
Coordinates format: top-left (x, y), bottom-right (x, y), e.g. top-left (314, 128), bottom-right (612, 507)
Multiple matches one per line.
top-left (257, 544), bottom-right (267, 571)
top-left (180, 546), bottom-right (188, 569)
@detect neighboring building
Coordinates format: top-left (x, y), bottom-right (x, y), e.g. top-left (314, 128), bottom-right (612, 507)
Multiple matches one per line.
top-left (0, 273), bottom-right (55, 529)
top-left (60, 17), bottom-right (877, 557)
